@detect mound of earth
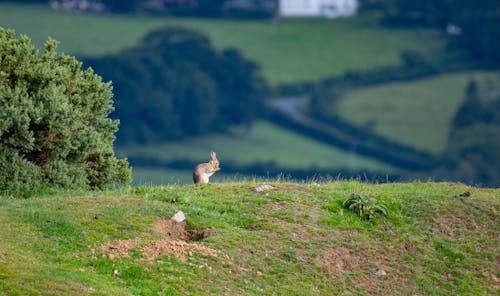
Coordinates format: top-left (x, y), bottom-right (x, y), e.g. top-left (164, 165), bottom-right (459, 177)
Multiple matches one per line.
top-left (142, 238), bottom-right (218, 261)
top-left (154, 219), bottom-right (217, 241)
top-left (94, 219), bottom-right (217, 262)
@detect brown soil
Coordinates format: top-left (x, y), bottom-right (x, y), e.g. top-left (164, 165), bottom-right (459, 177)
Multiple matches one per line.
top-left (432, 211), bottom-right (479, 239)
top-left (404, 239), bottom-right (419, 254)
top-left (155, 219), bottom-right (218, 241)
top-left (94, 219), bottom-right (217, 262)
top-left (155, 219), bottom-right (189, 241)
top-left (321, 247), bottom-right (365, 273)
top-left (93, 239), bottom-right (141, 259)
top-left (142, 239), bottom-right (218, 261)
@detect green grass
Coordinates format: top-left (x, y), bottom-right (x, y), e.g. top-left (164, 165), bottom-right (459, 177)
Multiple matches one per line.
top-left (0, 182), bottom-right (498, 295)
top-left (0, 3), bottom-right (446, 84)
top-left (334, 71), bottom-right (500, 154)
top-left (120, 120), bottom-right (398, 176)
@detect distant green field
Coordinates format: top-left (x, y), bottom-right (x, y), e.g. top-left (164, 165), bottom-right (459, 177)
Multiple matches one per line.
top-left (120, 120), bottom-right (398, 182)
top-left (0, 3), bottom-right (446, 84)
top-left (334, 71), bottom-right (500, 154)
top-left (131, 168), bottom-right (193, 185)
top-left (131, 167), bottom-right (273, 186)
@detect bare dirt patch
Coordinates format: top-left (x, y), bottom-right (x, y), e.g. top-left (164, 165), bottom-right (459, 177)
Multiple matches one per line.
top-left (142, 239), bottom-right (218, 261)
top-left (94, 219), bottom-right (217, 261)
top-left (321, 247), bottom-right (366, 273)
top-left (155, 219), bottom-right (217, 241)
top-left (280, 185), bottom-right (314, 195)
top-left (485, 271), bottom-right (500, 290)
top-left (252, 184), bottom-right (276, 193)
top-left (155, 219), bottom-right (189, 241)
top-left (404, 238), bottom-right (419, 254)
top-left (432, 211), bottom-right (479, 239)
top-left (94, 239), bottom-right (141, 259)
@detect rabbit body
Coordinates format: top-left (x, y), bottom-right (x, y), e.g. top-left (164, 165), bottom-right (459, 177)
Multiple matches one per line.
top-left (193, 151), bottom-right (220, 184)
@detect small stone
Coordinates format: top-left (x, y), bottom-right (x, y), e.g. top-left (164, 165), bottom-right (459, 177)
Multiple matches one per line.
top-left (113, 269), bottom-right (119, 277)
top-left (256, 271), bottom-right (263, 276)
top-left (171, 211), bottom-right (186, 223)
top-left (375, 269), bottom-right (386, 276)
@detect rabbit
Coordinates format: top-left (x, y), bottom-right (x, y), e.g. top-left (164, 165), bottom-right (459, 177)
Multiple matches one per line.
top-left (193, 150), bottom-right (220, 184)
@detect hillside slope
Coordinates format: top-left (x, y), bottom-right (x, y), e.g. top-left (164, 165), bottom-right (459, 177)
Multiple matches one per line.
top-left (0, 182), bottom-right (498, 295)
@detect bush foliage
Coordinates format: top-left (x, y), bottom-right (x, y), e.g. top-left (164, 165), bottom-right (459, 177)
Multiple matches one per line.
top-left (0, 28), bottom-right (131, 195)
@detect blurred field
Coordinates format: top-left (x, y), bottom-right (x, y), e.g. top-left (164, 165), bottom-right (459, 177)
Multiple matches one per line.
top-left (0, 3), bottom-right (446, 84)
top-left (131, 167), bottom-right (275, 185)
top-left (2, 2), bottom-right (479, 185)
top-left (131, 168), bottom-right (193, 185)
top-left (119, 120), bottom-right (398, 173)
top-left (334, 71), bottom-right (500, 154)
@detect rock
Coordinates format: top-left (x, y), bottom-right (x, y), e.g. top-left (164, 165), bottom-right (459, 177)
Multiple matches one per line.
top-left (375, 269), bottom-right (386, 276)
top-left (171, 211), bottom-right (186, 223)
top-left (253, 184), bottom-right (275, 192)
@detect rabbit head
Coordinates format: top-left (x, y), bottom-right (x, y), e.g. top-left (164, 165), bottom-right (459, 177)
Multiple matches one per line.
top-left (209, 150), bottom-right (220, 171)
top-left (193, 150), bottom-right (220, 184)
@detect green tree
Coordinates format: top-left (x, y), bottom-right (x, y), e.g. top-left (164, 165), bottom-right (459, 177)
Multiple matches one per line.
top-left (195, 0), bottom-right (227, 17)
top-left (440, 79), bottom-right (500, 186)
top-left (450, 0), bottom-right (500, 64)
top-left (84, 27), bottom-right (268, 143)
top-left (100, 0), bottom-right (144, 13)
top-left (452, 79), bottom-right (481, 128)
top-left (443, 124), bottom-right (500, 186)
top-left (0, 28), bottom-right (131, 196)
top-left (374, 0), bottom-right (499, 64)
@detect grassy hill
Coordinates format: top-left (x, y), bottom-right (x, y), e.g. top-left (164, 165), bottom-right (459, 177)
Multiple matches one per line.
top-left (334, 71), bottom-right (500, 154)
top-left (0, 182), bottom-right (498, 295)
top-left (0, 3), bottom-right (446, 85)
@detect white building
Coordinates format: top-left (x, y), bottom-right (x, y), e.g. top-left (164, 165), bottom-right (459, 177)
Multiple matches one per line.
top-left (279, 0), bottom-right (358, 18)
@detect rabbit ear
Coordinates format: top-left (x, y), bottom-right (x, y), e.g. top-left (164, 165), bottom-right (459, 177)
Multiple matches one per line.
top-left (211, 150), bottom-right (217, 160)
